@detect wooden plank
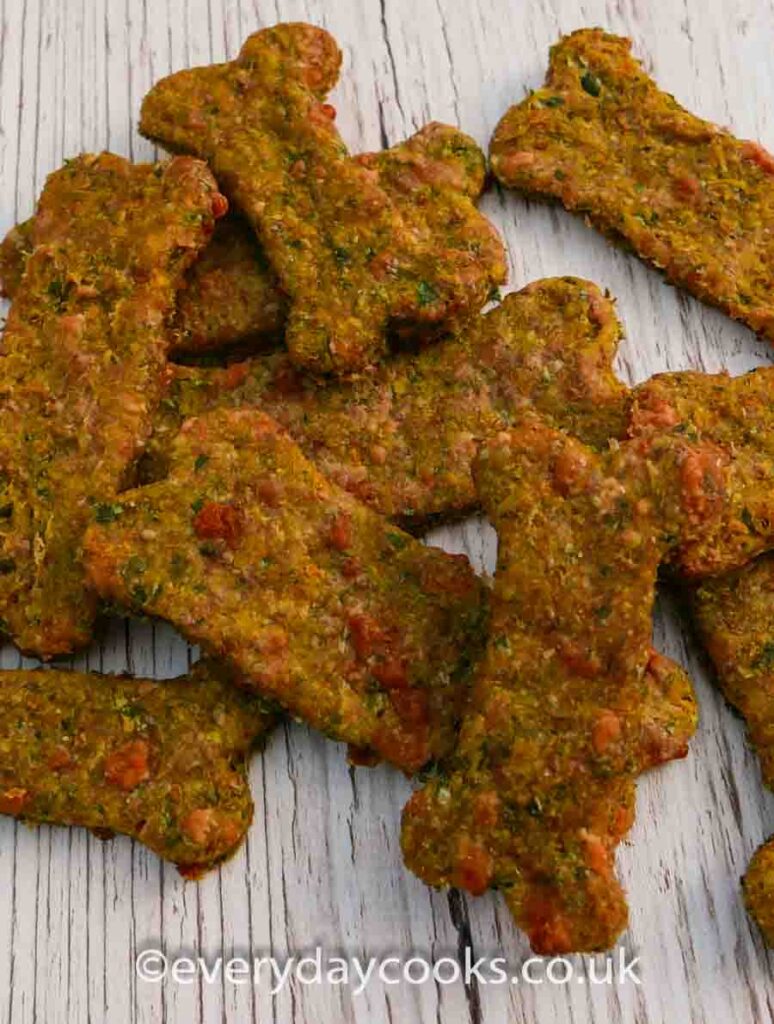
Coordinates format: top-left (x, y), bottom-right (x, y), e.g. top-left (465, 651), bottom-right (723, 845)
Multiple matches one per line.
top-left (2, 0), bottom-right (774, 1021)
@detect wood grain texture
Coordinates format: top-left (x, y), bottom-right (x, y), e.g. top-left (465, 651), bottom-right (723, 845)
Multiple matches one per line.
top-left (1, 0), bottom-right (774, 1020)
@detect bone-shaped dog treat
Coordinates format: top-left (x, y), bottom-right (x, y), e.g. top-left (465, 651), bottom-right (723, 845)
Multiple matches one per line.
top-left (491, 28), bottom-right (774, 345)
top-left (401, 418), bottom-right (700, 953)
top-left (628, 367), bottom-right (774, 942)
top-left (84, 409), bottom-right (486, 774)
top-left (0, 659), bottom-right (277, 876)
top-left (140, 23), bottom-right (506, 374)
top-left (140, 277), bottom-right (631, 528)
top-left (0, 153), bottom-right (225, 658)
top-left (629, 368), bottom-right (774, 578)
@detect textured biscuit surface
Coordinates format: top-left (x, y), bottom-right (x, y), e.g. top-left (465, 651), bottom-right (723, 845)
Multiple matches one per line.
top-left (629, 368), bottom-right (774, 577)
top-left (693, 553), bottom-right (774, 787)
top-left (0, 152), bottom-right (223, 657)
top-left (86, 409), bottom-right (486, 774)
top-left (744, 840), bottom-right (774, 947)
top-left (491, 28), bottom-right (774, 343)
top-left (140, 24), bottom-right (506, 373)
top-left (604, 365), bottom-right (774, 943)
top-left (141, 277), bottom-right (631, 527)
top-left (3, 125), bottom-right (502, 361)
top-left (692, 552), bottom-right (774, 944)
top-left (0, 217), bottom-right (33, 298)
top-left (401, 418), bottom-right (699, 953)
top-left (0, 659), bottom-right (276, 874)
top-left (174, 215), bottom-right (287, 354)
top-left (4, 125), bottom-right (503, 360)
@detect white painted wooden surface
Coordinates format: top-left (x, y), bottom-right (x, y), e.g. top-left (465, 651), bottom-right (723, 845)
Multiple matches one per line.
top-left (1, 0), bottom-right (774, 1021)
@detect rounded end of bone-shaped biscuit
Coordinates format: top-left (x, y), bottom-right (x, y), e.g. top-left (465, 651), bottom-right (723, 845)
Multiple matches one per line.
top-left (744, 839), bottom-right (774, 947)
top-left (239, 22), bottom-right (342, 97)
top-left (367, 122), bottom-right (488, 200)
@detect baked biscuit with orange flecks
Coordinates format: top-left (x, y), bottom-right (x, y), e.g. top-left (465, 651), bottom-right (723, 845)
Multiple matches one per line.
top-left (140, 24), bottom-right (506, 374)
top-left (85, 409), bottom-right (486, 775)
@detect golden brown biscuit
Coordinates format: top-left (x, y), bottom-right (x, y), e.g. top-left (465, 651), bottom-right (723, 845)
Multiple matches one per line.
top-left (0, 217), bottom-right (33, 298)
top-left (3, 125), bottom-right (502, 360)
top-left (744, 841), bottom-right (774, 946)
top-left (491, 28), bottom-right (774, 343)
top-left (693, 554), bottom-right (774, 788)
top-left (85, 409), bottom-right (486, 774)
top-left (0, 659), bottom-right (276, 876)
top-left (174, 215), bottom-right (287, 354)
top-left (692, 559), bottom-right (774, 944)
top-left (401, 418), bottom-right (699, 953)
top-left (629, 368), bottom-right (774, 578)
top-left (140, 24), bottom-right (506, 373)
top-left (0, 152), bottom-right (225, 658)
top-left (140, 277), bottom-right (631, 527)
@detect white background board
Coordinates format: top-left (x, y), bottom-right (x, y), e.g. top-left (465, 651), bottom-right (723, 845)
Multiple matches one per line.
top-left (0, 0), bottom-right (773, 1021)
